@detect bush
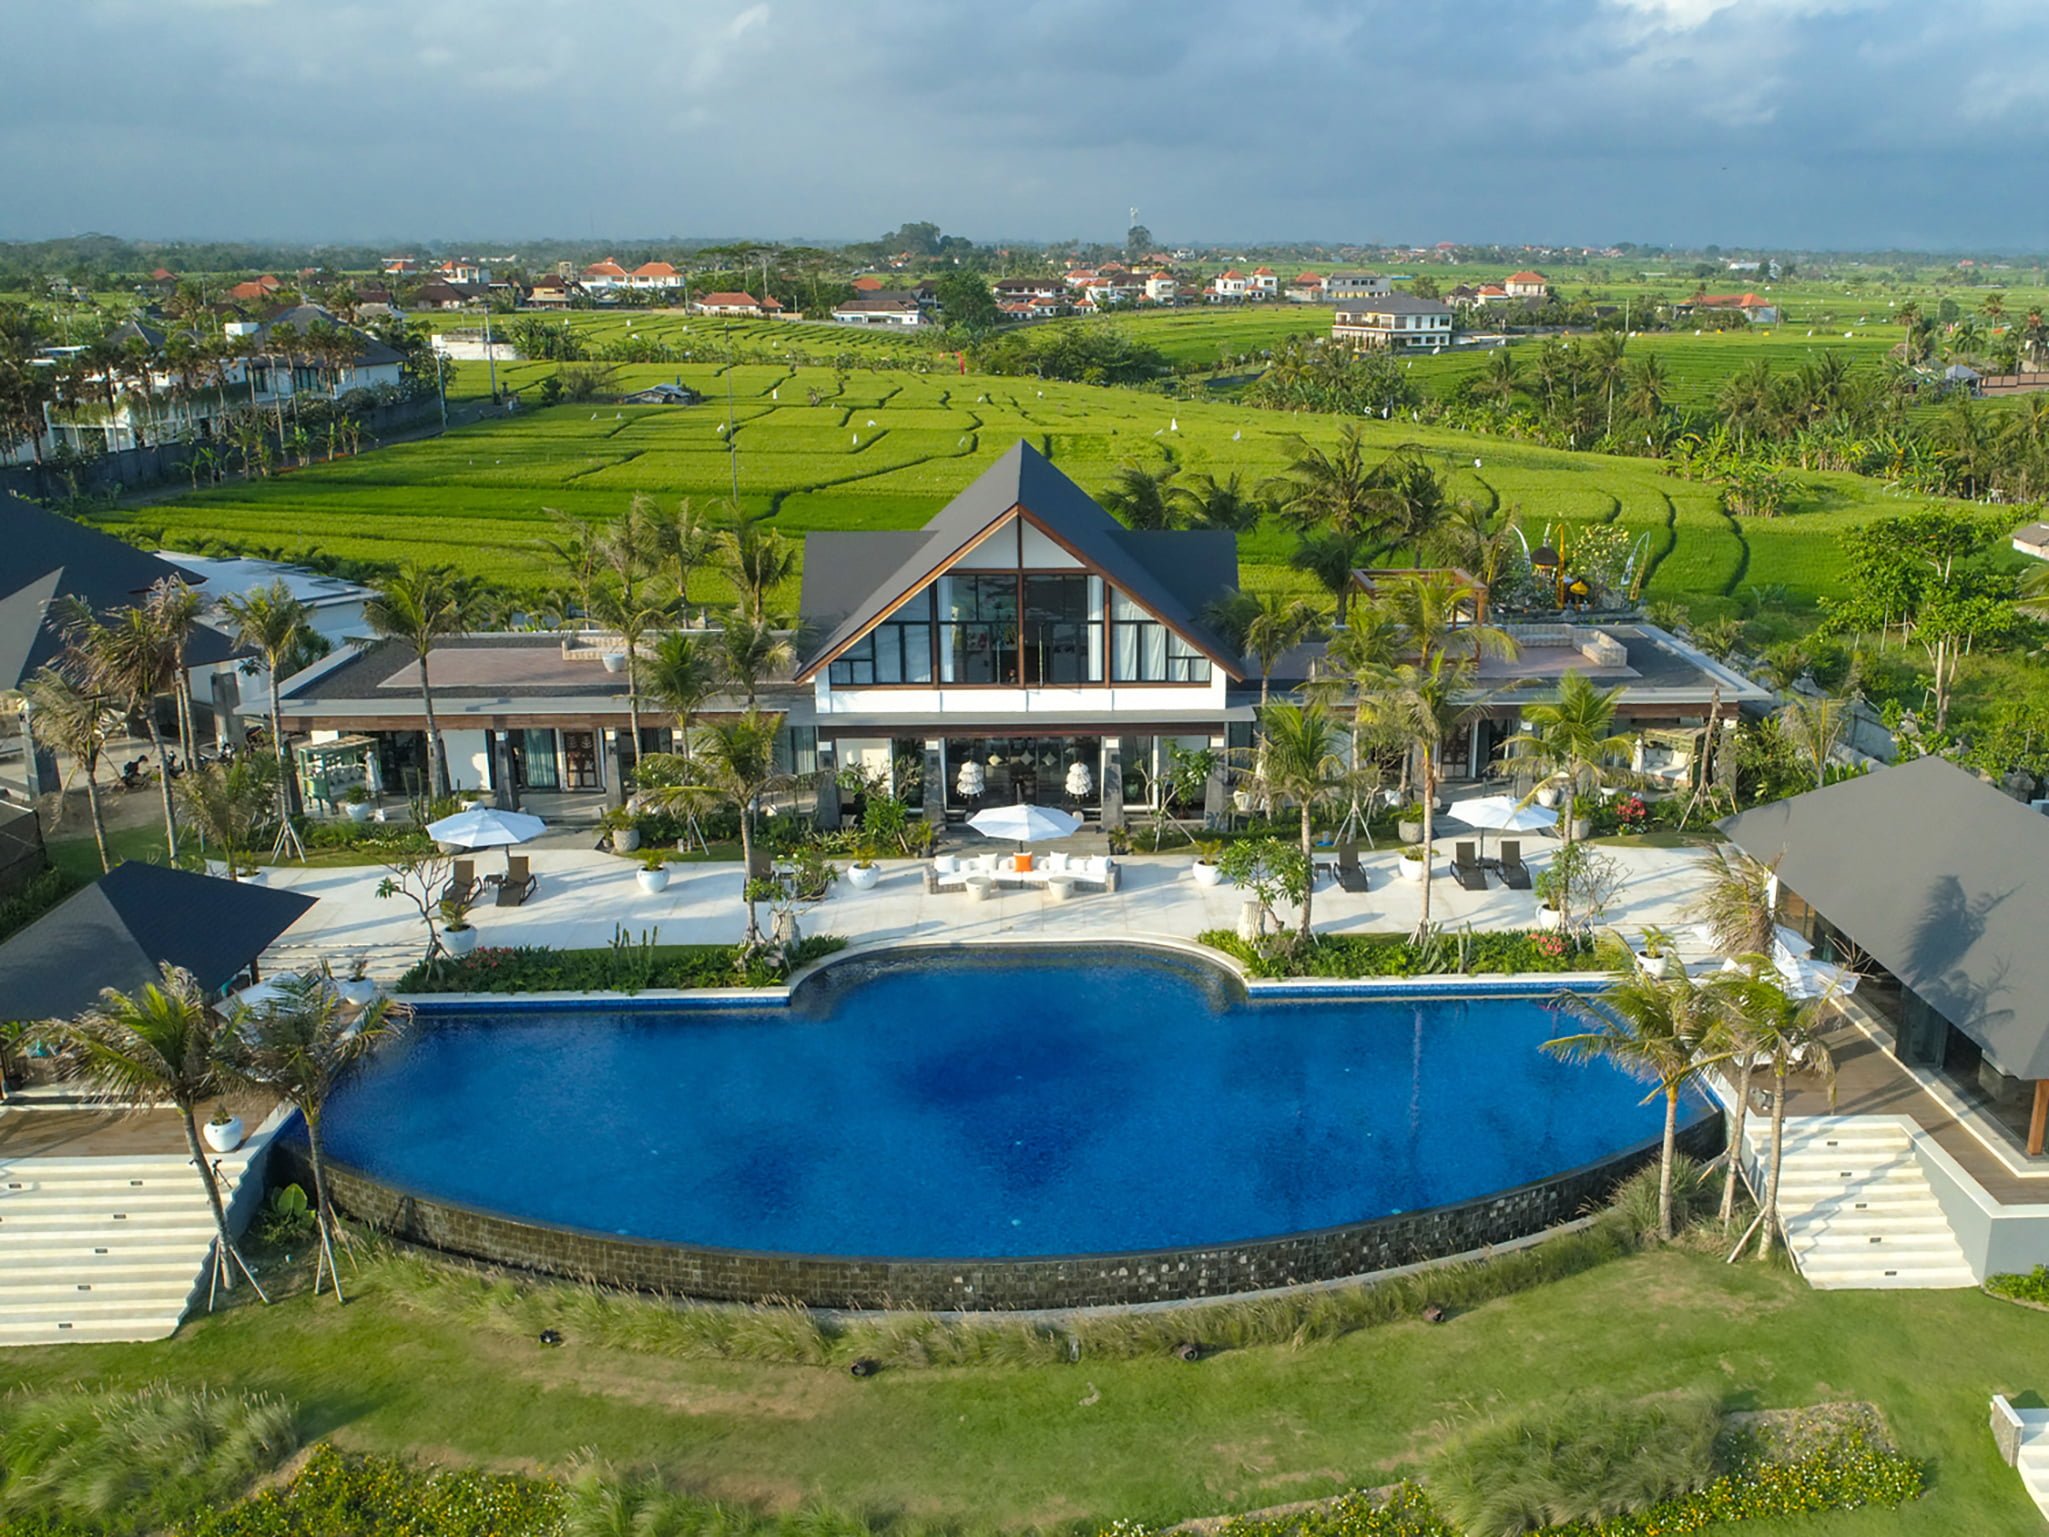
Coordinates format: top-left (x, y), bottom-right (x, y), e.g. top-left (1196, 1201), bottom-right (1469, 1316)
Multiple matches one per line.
top-left (0, 867), bottom-right (81, 943)
top-left (0, 1382), bottom-right (300, 1535)
top-left (1604, 1155), bottom-right (1715, 1244)
top-left (396, 936), bottom-right (847, 994)
top-left (181, 1443), bottom-right (559, 1537)
top-left (1986, 1265), bottom-right (2049, 1304)
top-left (1429, 1392), bottom-right (1721, 1535)
top-left (296, 818), bottom-right (435, 858)
top-left (1198, 929), bottom-right (1600, 979)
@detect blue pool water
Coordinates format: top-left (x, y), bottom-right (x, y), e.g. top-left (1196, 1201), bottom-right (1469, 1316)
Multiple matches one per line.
top-left (320, 949), bottom-right (1702, 1260)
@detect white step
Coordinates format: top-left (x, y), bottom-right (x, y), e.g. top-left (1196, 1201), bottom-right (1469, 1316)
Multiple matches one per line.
top-left (0, 1316), bottom-right (191, 1345)
top-left (0, 1277), bottom-right (199, 1305)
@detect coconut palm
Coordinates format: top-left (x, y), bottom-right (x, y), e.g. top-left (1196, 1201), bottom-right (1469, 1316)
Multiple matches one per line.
top-left (648, 496), bottom-right (715, 610)
top-left (216, 578), bottom-right (311, 817)
top-left (716, 614), bottom-right (797, 708)
top-left (62, 599), bottom-right (182, 861)
top-left (1545, 969), bottom-right (1733, 1241)
top-left (1171, 469), bottom-right (1265, 533)
top-left (1098, 458), bottom-right (1180, 531)
top-left (1255, 700), bottom-right (1349, 940)
top-left (718, 517), bottom-right (797, 625)
top-left (1289, 530), bottom-right (1371, 624)
top-left (643, 631), bottom-right (723, 756)
top-left (540, 507), bottom-right (604, 620)
top-left (1269, 426), bottom-right (1386, 540)
top-left (638, 710), bottom-right (789, 947)
top-left (363, 565), bottom-right (485, 799)
top-left (55, 965), bottom-right (269, 1303)
top-left (1623, 353), bottom-right (1671, 424)
top-left (1428, 499), bottom-right (1523, 597)
top-left (1205, 590), bottom-right (1323, 712)
top-left (223, 976), bottom-right (410, 1302)
top-left (23, 666), bottom-right (119, 872)
top-left (1778, 690), bottom-right (1853, 790)
top-left (1374, 654), bottom-right (1468, 935)
top-left (1473, 346), bottom-right (1520, 408)
top-left (1718, 965), bottom-right (1839, 1259)
top-left (585, 579), bottom-right (678, 773)
top-left (173, 755), bottom-right (280, 879)
top-left (1499, 669), bottom-right (1635, 846)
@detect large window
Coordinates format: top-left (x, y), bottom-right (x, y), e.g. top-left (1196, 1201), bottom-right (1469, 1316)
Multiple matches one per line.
top-left (942, 574), bottom-right (1019, 685)
top-left (1022, 574), bottom-right (1097, 684)
top-left (1109, 591), bottom-right (1211, 683)
top-left (829, 592), bottom-right (935, 686)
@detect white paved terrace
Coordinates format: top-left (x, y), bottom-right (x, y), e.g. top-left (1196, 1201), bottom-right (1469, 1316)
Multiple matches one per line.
top-left (254, 838), bottom-right (1721, 981)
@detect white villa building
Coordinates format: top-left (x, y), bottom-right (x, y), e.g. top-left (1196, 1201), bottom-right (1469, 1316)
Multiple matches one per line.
top-left (1331, 294), bottom-right (1454, 351)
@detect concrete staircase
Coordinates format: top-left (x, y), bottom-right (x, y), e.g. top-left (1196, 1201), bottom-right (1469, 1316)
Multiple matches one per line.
top-left (1757, 1117), bottom-right (1977, 1289)
top-left (2013, 1406), bottom-right (2049, 1522)
top-left (0, 1149), bottom-right (261, 1344)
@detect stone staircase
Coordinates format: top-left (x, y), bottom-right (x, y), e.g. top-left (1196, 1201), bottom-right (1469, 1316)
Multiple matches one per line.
top-left (2014, 1406), bottom-right (2049, 1523)
top-left (1757, 1117), bottom-right (1977, 1289)
top-left (0, 1148), bottom-right (262, 1344)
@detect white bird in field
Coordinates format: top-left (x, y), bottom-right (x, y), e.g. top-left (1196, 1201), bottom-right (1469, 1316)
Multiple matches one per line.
top-left (1474, 458), bottom-right (1483, 468)
top-left (591, 413), bottom-right (598, 420)
top-left (867, 419), bottom-right (876, 426)
top-left (1232, 429), bottom-right (1241, 441)
top-left (771, 388), bottom-right (778, 399)
top-left (1153, 428), bottom-right (1163, 436)
top-left (852, 433), bottom-right (859, 445)
top-left (1844, 331), bottom-right (1853, 338)
top-left (1170, 417), bottom-right (1179, 431)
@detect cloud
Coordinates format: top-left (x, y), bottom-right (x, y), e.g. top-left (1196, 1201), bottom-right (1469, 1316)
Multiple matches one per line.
top-left (2, 0), bottom-right (2046, 250)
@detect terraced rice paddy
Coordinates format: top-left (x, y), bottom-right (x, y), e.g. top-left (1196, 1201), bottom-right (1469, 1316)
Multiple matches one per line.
top-left (93, 359), bottom-right (1947, 615)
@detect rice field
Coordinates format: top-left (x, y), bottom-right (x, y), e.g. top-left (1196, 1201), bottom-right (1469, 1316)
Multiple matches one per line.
top-left (88, 358), bottom-right (1961, 615)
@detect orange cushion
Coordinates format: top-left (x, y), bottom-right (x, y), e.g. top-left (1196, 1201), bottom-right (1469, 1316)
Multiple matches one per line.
top-left (1014, 852), bottom-right (1034, 872)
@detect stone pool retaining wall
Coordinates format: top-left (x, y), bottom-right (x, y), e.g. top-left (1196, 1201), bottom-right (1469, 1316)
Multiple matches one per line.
top-left (300, 1116), bottom-right (1723, 1311)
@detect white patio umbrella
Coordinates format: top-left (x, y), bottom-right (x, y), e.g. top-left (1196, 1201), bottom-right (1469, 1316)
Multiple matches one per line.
top-left (426, 806), bottom-right (547, 875)
top-left (1775, 953), bottom-right (1860, 1001)
top-left (1450, 794), bottom-right (1558, 862)
top-left (967, 801), bottom-right (1081, 851)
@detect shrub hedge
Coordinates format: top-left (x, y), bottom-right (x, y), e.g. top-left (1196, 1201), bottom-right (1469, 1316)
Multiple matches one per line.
top-left (1985, 1265), bottom-right (2049, 1305)
top-left (0, 867), bottom-right (81, 943)
top-left (1198, 929), bottom-right (1603, 980)
top-left (180, 1444), bottom-right (560, 1537)
top-left (396, 935), bottom-right (847, 994)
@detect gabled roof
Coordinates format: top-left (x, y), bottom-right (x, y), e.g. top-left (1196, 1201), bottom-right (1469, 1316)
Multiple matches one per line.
top-left (582, 259), bottom-right (628, 277)
top-left (632, 261), bottom-right (680, 278)
top-left (1720, 755), bottom-right (2049, 1078)
top-left (795, 441), bottom-right (1243, 681)
top-left (696, 292), bottom-right (764, 308)
top-left (0, 863), bottom-right (315, 1020)
top-left (1507, 270), bottom-right (1548, 283)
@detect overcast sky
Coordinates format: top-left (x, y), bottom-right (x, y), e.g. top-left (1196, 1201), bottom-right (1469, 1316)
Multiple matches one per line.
top-left (5, 0), bottom-right (2044, 252)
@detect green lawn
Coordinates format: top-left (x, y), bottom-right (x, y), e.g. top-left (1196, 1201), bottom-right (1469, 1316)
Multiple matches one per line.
top-left (5, 1245), bottom-right (2042, 1533)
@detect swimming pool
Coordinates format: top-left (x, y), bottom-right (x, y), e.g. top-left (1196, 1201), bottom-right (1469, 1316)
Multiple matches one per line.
top-left (318, 947), bottom-right (1712, 1278)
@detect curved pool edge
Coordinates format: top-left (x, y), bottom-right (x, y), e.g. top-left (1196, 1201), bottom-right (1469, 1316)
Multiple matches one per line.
top-left (295, 1114), bottom-right (1721, 1311)
top-left (389, 931), bottom-right (1619, 1012)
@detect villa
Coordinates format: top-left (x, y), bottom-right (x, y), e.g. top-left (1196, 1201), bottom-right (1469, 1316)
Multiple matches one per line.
top-left (1331, 294), bottom-right (1454, 351)
top-left (692, 291), bottom-right (782, 318)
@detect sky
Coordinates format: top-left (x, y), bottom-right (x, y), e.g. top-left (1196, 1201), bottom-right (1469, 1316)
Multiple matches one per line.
top-left (5, 0), bottom-right (2047, 252)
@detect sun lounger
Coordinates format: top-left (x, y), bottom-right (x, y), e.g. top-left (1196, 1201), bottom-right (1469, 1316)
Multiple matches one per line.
top-left (442, 858), bottom-right (482, 906)
top-left (1335, 841), bottom-right (1369, 893)
top-left (1499, 840), bottom-right (1532, 890)
top-left (1451, 841), bottom-right (1489, 891)
top-left (495, 853), bottom-right (537, 907)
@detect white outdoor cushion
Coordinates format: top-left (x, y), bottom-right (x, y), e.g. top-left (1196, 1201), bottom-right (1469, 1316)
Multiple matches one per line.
top-left (1047, 852), bottom-right (1069, 873)
top-left (1085, 855), bottom-right (1108, 878)
top-left (933, 854), bottom-right (957, 875)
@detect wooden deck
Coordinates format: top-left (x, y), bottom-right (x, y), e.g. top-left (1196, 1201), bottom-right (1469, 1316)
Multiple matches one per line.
top-left (0, 1091), bottom-right (280, 1160)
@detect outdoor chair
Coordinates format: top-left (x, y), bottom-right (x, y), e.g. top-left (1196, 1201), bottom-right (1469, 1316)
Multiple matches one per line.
top-left (441, 859), bottom-right (482, 906)
top-left (495, 854), bottom-right (537, 907)
top-left (1451, 841), bottom-right (1488, 891)
top-left (1498, 841), bottom-right (1533, 890)
top-left (1334, 841), bottom-right (1369, 893)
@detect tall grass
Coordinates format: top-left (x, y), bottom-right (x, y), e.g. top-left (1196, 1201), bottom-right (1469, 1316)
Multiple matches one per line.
top-left (1427, 1391), bottom-right (1721, 1536)
top-left (0, 1381), bottom-right (300, 1534)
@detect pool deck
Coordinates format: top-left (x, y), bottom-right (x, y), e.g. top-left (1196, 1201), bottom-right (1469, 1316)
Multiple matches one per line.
top-left (251, 837), bottom-right (1725, 980)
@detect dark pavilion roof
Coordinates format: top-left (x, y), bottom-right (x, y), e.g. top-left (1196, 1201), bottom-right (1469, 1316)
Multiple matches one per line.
top-left (0, 492), bottom-right (239, 690)
top-left (0, 862), bottom-right (315, 1021)
top-left (1720, 754), bottom-right (2049, 1078)
top-left (795, 440), bottom-right (1242, 680)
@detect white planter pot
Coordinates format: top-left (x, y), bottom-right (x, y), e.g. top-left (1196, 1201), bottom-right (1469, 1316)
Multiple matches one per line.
top-left (1535, 906), bottom-right (1563, 931)
top-left (1634, 950), bottom-right (1680, 980)
top-left (336, 978), bottom-right (380, 1008)
top-left (1398, 819), bottom-right (1424, 845)
top-left (1232, 789), bottom-right (1254, 813)
top-left (601, 652), bottom-right (627, 673)
top-left (1537, 786), bottom-right (1561, 809)
top-left (345, 802), bottom-right (373, 824)
top-left (1570, 817), bottom-right (1594, 841)
top-left (1191, 860), bottom-right (1223, 888)
top-left (636, 866), bottom-right (671, 894)
top-left (847, 862), bottom-right (882, 890)
top-left (611, 827), bottom-right (641, 853)
top-left (1399, 856), bottom-right (1427, 883)
top-left (203, 1116), bottom-right (244, 1154)
top-left (443, 925), bottom-right (479, 957)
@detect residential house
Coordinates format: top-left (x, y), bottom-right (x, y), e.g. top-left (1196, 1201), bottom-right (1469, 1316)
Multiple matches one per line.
top-left (1208, 269), bottom-right (1249, 301)
top-left (692, 292), bottom-right (781, 318)
top-left (629, 261), bottom-right (685, 292)
top-left (1063, 268), bottom-right (1100, 291)
top-left (1084, 277), bottom-right (1144, 307)
top-left (224, 275), bottom-right (285, 303)
top-left (1143, 272), bottom-right (1179, 304)
top-left (521, 277), bottom-right (580, 308)
top-left (1331, 294), bottom-right (1454, 351)
top-left (832, 293), bottom-right (925, 327)
top-left (993, 278), bottom-right (1064, 303)
top-left (381, 257), bottom-right (419, 275)
top-left (1324, 273), bottom-right (1392, 301)
top-left (1683, 291), bottom-right (1780, 325)
top-left (1503, 271), bottom-right (1551, 300)
top-left (437, 259), bottom-right (492, 287)
top-left (580, 259), bottom-right (631, 292)
top-left (411, 280), bottom-right (487, 311)
top-left (2012, 520), bottom-right (2049, 561)
top-left (850, 275), bottom-right (886, 293)
top-left (1247, 267), bottom-right (1279, 298)
top-left (1285, 273), bottom-right (1326, 302)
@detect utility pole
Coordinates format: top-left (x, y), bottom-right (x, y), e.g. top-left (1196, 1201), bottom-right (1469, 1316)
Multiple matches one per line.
top-left (482, 306), bottom-right (500, 402)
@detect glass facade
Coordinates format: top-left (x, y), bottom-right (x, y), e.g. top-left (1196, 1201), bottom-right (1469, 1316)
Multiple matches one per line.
top-left (945, 736), bottom-right (1102, 813)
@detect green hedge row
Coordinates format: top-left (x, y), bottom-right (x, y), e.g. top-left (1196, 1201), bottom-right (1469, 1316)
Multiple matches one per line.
top-left (1986, 1265), bottom-right (2049, 1305)
top-left (397, 936), bottom-right (847, 994)
top-left (1198, 929), bottom-right (1603, 980)
top-left (180, 1444), bottom-right (559, 1536)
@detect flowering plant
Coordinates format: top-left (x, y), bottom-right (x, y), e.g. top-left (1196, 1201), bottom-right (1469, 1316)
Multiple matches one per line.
top-left (1615, 795), bottom-right (1650, 833)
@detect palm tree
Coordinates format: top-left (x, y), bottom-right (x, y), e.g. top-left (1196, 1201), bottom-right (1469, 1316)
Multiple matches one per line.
top-left (1375, 654), bottom-right (1465, 935)
top-left (1623, 354), bottom-right (1670, 424)
top-left (1546, 969), bottom-right (1732, 1241)
top-left (1473, 347), bottom-right (1520, 408)
top-left (585, 579), bottom-right (677, 774)
top-left (55, 965), bottom-right (269, 1304)
top-left (1691, 844), bottom-right (1782, 959)
top-left (648, 496), bottom-right (715, 610)
top-left (719, 518), bottom-right (797, 624)
top-left (24, 666), bottom-right (118, 872)
top-left (1374, 456), bottom-right (1450, 562)
top-left (1719, 965), bottom-right (1838, 1259)
top-left (1205, 590), bottom-right (1322, 712)
top-left (1255, 701), bottom-right (1349, 941)
top-left (173, 755), bottom-right (280, 879)
top-left (63, 600), bottom-right (182, 861)
top-left (1290, 530), bottom-right (1370, 624)
top-left (1428, 499), bottom-right (1522, 597)
top-left (643, 631), bottom-right (723, 756)
top-left (716, 614), bottom-right (796, 708)
top-left (1268, 426), bottom-right (1386, 539)
top-left (540, 507), bottom-right (604, 620)
top-left (223, 975), bottom-right (410, 1302)
top-left (217, 579), bottom-right (311, 818)
top-left (1171, 470), bottom-right (1265, 532)
top-left (1499, 669), bottom-right (1635, 846)
top-left (363, 565), bottom-right (484, 799)
top-left (1098, 458), bottom-right (1180, 530)
top-left (640, 710), bottom-right (789, 947)
top-left (1778, 691), bottom-right (1853, 790)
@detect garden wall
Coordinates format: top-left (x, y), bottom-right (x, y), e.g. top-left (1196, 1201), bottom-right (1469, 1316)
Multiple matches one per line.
top-left (304, 1116), bottom-right (1723, 1310)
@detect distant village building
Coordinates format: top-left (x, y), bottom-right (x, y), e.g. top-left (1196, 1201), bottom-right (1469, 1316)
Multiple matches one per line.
top-left (1331, 294), bottom-right (1454, 352)
top-left (521, 278), bottom-right (580, 308)
top-left (1143, 272), bottom-right (1179, 303)
top-left (411, 280), bottom-right (487, 311)
top-left (692, 292), bottom-right (782, 318)
top-left (1682, 291), bottom-right (1780, 324)
top-left (224, 275), bottom-right (286, 303)
top-left (1285, 273), bottom-right (1326, 302)
top-left (832, 292), bottom-right (926, 327)
top-left (1503, 270), bottom-right (1551, 300)
top-left (580, 259), bottom-right (631, 292)
top-left (629, 262), bottom-right (685, 291)
top-left (2012, 520), bottom-right (2049, 562)
top-left (1323, 273), bottom-right (1393, 301)
top-left (1208, 268), bottom-right (1249, 301)
top-left (1247, 266), bottom-right (1279, 298)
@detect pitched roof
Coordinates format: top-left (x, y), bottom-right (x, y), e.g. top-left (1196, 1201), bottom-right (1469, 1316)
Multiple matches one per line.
top-left (1506, 270), bottom-right (1548, 283)
top-left (1720, 755), bottom-right (2049, 1078)
top-left (696, 292), bottom-right (764, 307)
top-left (795, 441), bottom-right (1242, 681)
top-left (1218, 268), bottom-right (1245, 279)
top-left (850, 275), bottom-right (884, 291)
top-left (582, 259), bottom-right (628, 277)
top-left (632, 261), bottom-right (680, 278)
top-left (1293, 272), bottom-right (1324, 284)
top-left (0, 863), bottom-right (315, 1020)
top-left (833, 296), bottom-right (921, 314)
top-left (1335, 294), bottom-right (1452, 317)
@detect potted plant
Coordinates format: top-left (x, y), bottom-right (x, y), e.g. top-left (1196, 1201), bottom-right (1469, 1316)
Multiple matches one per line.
top-left (601, 807), bottom-right (641, 853)
top-left (1568, 793), bottom-right (1598, 842)
top-left (791, 844), bottom-right (839, 901)
top-left (1399, 845), bottom-right (1428, 882)
top-left (846, 838), bottom-right (882, 890)
top-left (342, 783), bottom-right (373, 824)
top-left (1635, 924), bottom-right (1681, 980)
top-left (334, 955), bottom-right (379, 1009)
top-left (204, 1104), bottom-right (245, 1154)
top-left (1191, 837), bottom-right (1225, 887)
top-left (636, 849), bottom-right (671, 894)
top-left (439, 892), bottom-right (480, 957)
top-left (1396, 803), bottom-right (1426, 845)
top-left (1532, 861), bottom-right (1566, 930)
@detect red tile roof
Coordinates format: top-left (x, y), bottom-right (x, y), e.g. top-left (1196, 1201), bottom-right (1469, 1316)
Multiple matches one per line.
top-left (1507, 270), bottom-right (1548, 284)
top-left (582, 259), bottom-right (628, 278)
top-left (697, 292), bottom-right (765, 308)
top-left (632, 262), bottom-right (679, 278)
top-left (1293, 272), bottom-right (1323, 284)
top-left (1253, 266), bottom-right (1275, 275)
top-left (1218, 268), bottom-right (1244, 279)
top-left (851, 275), bottom-right (884, 291)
